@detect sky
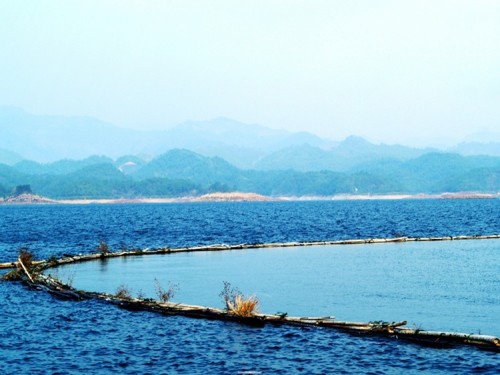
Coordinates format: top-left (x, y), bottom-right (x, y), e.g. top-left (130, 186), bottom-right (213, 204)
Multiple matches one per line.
top-left (1, 0), bottom-right (499, 147)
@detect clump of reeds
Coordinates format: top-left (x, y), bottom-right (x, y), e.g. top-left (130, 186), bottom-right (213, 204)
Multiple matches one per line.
top-left (219, 281), bottom-right (259, 317)
top-left (230, 294), bottom-right (259, 317)
top-left (115, 284), bottom-right (132, 299)
top-left (97, 240), bottom-right (109, 257)
top-left (155, 279), bottom-right (179, 302)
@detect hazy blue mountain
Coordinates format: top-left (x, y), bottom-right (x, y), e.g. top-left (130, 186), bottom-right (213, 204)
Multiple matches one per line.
top-left (335, 136), bottom-right (429, 158)
top-left (167, 117), bottom-right (289, 150)
top-left (2, 106), bottom-right (498, 170)
top-left (255, 136), bottom-right (430, 171)
top-left (0, 148), bottom-right (24, 165)
top-left (0, 107), bottom-right (334, 166)
top-left (13, 155), bottom-right (114, 175)
top-left (147, 117), bottom-right (335, 168)
top-left (155, 118), bottom-right (284, 168)
top-left (353, 152), bottom-right (500, 193)
top-left (253, 144), bottom-right (333, 171)
top-left (0, 106), bottom-right (149, 161)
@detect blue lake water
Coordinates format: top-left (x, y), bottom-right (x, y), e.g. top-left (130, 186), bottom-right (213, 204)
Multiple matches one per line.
top-left (58, 240), bottom-right (500, 337)
top-left (1, 199), bottom-right (499, 373)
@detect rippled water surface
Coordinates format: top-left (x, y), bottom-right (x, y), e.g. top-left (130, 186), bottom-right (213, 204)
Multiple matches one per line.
top-left (1, 199), bottom-right (499, 373)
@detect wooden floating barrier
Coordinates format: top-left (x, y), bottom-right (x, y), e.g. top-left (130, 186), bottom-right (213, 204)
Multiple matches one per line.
top-left (0, 259), bottom-right (45, 270)
top-left (16, 272), bottom-right (500, 352)
top-left (1, 234), bottom-right (500, 270)
top-left (2, 255), bottom-right (499, 352)
top-left (393, 328), bottom-right (500, 351)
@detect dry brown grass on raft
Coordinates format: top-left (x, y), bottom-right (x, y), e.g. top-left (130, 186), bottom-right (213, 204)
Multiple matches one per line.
top-left (220, 281), bottom-right (260, 317)
top-left (115, 284), bottom-right (132, 299)
top-left (228, 295), bottom-right (259, 317)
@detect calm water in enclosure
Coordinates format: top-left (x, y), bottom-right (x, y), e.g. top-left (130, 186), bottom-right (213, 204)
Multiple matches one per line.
top-left (57, 240), bottom-right (500, 337)
top-left (1, 199), bottom-right (499, 373)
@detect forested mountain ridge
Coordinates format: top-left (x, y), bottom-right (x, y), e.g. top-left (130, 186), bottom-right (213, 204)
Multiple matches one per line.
top-left (0, 149), bottom-right (498, 199)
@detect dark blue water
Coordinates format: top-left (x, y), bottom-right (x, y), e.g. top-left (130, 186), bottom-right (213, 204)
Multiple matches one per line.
top-left (1, 199), bottom-right (499, 373)
top-left (1, 199), bottom-right (498, 262)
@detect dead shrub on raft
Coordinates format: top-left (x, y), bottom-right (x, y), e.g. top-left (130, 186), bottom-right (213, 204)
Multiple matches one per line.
top-left (18, 248), bottom-right (34, 270)
top-left (115, 284), bottom-right (132, 299)
top-left (154, 279), bottom-right (179, 302)
top-left (97, 240), bottom-right (110, 257)
top-left (219, 281), bottom-right (259, 317)
top-left (2, 248), bottom-right (36, 281)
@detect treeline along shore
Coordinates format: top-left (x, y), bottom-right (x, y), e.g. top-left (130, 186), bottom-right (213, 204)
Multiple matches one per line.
top-left (1, 148), bottom-right (499, 199)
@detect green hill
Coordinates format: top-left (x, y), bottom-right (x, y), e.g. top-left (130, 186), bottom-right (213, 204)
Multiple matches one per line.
top-left (134, 149), bottom-right (242, 187)
top-left (1, 150), bottom-right (498, 199)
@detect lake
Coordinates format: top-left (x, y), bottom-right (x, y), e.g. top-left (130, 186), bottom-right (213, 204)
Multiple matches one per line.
top-left (1, 199), bottom-right (499, 373)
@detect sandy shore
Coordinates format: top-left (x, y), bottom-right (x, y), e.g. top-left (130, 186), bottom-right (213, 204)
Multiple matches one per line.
top-left (2, 191), bottom-right (496, 205)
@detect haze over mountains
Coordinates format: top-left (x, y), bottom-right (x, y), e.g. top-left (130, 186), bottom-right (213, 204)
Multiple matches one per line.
top-left (0, 106), bottom-right (499, 199)
top-left (1, 106), bottom-right (499, 167)
top-left (0, 106), bottom-right (336, 167)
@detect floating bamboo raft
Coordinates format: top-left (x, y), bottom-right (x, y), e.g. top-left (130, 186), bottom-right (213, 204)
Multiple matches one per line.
top-left (2, 235), bottom-right (500, 352)
top-left (24, 273), bottom-right (500, 352)
top-left (1, 234), bottom-right (499, 270)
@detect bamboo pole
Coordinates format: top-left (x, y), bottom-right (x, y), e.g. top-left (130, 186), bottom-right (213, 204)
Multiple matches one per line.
top-left (17, 257), bottom-right (34, 283)
top-left (394, 328), bottom-right (500, 346)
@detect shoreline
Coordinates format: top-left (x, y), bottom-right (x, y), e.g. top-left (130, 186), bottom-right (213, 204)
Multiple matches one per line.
top-left (0, 191), bottom-right (498, 205)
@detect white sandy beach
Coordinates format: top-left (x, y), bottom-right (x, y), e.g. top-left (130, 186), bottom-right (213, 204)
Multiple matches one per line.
top-left (2, 191), bottom-right (496, 205)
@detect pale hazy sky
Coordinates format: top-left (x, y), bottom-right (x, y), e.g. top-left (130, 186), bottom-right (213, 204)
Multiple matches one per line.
top-left (1, 0), bottom-right (499, 146)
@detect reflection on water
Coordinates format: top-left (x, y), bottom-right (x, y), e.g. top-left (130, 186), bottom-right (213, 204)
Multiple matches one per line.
top-left (57, 239), bottom-right (500, 336)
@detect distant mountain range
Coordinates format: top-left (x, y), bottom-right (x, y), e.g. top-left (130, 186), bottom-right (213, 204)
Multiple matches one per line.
top-left (0, 106), bottom-right (334, 167)
top-left (0, 106), bottom-right (499, 199)
top-left (1, 106), bottom-right (499, 169)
